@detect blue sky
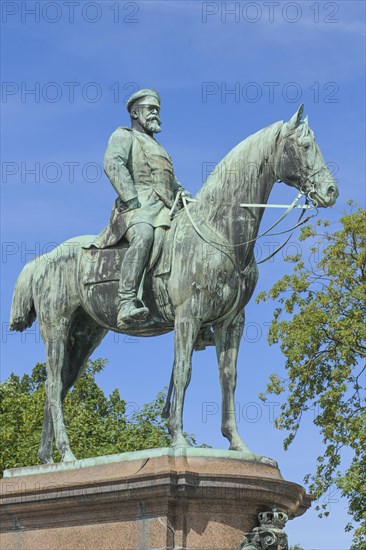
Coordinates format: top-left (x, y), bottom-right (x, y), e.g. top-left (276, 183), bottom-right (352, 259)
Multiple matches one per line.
top-left (1, 1), bottom-right (365, 547)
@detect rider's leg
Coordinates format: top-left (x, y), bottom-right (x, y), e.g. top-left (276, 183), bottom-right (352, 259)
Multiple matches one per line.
top-left (117, 222), bottom-right (154, 325)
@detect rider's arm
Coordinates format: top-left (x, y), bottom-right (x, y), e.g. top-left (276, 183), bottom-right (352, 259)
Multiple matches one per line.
top-left (166, 150), bottom-right (191, 199)
top-left (104, 128), bottom-right (138, 203)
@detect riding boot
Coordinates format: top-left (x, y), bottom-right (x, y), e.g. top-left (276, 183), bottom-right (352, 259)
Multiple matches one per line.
top-left (117, 225), bottom-right (153, 326)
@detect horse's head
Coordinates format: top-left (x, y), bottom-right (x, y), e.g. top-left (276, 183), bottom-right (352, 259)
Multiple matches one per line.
top-left (278, 105), bottom-right (339, 207)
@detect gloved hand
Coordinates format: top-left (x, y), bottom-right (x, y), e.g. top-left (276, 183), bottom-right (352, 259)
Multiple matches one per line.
top-left (180, 189), bottom-right (192, 199)
top-left (126, 197), bottom-right (141, 210)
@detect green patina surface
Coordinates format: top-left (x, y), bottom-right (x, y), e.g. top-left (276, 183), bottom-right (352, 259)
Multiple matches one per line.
top-left (9, 96), bottom-right (338, 466)
top-left (3, 447), bottom-right (274, 478)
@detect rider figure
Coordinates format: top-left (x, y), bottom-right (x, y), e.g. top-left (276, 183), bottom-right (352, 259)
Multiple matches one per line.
top-left (96, 89), bottom-right (191, 327)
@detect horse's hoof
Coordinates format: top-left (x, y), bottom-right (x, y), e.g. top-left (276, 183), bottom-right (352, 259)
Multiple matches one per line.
top-left (171, 438), bottom-right (189, 449)
top-left (229, 443), bottom-right (255, 455)
top-left (62, 451), bottom-right (77, 462)
top-left (38, 455), bottom-right (54, 465)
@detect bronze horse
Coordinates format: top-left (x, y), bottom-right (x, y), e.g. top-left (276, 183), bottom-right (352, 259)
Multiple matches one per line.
top-left (10, 105), bottom-right (338, 463)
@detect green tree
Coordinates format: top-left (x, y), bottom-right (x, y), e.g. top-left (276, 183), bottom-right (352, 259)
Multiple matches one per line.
top-left (0, 358), bottom-right (196, 476)
top-left (257, 208), bottom-right (366, 548)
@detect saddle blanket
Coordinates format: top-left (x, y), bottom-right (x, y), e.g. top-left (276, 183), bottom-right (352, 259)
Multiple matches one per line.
top-left (81, 225), bottom-right (175, 286)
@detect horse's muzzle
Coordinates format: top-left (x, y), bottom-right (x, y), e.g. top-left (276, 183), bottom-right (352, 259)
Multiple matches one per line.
top-left (311, 184), bottom-right (338, 207)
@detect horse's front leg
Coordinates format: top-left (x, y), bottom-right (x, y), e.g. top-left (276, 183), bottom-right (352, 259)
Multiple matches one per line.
top-left (38, 393), bottom-right (54, 464)
top-left (214, 310), bottom-right (252, 453)
top-left (168, 309), bottom-right (201, 448)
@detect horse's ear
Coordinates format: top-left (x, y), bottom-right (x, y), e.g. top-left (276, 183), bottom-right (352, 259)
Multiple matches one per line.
top-left (288, 104), bottom-right (304, 128)
top-left (303, 114), bottom-right (309, 126)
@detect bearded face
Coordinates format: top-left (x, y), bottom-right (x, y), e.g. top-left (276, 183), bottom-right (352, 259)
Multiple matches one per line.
top-left (133, 105), bottom-right (162, 134)
top-left (144, 115), bottom-right (162, 133)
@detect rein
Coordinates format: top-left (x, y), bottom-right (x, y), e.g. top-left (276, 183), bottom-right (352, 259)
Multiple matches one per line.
top-left (179, 190), bottom-right (317, 262)
top-left (239, 188), bottom-right (318, 264)
top-left (179, 189), bottom-right (317, 322)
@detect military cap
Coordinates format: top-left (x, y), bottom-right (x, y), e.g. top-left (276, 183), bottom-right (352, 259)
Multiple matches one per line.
top-left (126, 89), bottom-right (160, 113)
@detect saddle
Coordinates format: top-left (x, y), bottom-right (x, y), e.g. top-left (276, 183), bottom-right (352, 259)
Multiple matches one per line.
top-left (79, 221), bottom-right (215, 350)
top-left (82, 225), bottom-right (174, 286)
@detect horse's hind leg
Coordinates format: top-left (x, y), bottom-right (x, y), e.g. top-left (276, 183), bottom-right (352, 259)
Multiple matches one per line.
top-left (214, 311), bottom-right (252, 453)
top-left (39, 313), bottom-right (107, 464)
top-left (168, 309), bottom-right (201, 447)
top-left (44, 320), bottom-right (77, 462)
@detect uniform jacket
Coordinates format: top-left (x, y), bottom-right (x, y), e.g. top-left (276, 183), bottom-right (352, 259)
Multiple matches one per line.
top-left (90, 127), bottom-right (185, 248)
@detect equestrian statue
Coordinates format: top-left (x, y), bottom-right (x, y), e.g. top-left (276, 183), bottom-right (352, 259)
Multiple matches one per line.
top-left (10, 91), bottom-right (339, 464)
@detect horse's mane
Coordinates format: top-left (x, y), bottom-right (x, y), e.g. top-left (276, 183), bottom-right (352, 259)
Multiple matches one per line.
top-left (196, 120), bottom-right (284, 200)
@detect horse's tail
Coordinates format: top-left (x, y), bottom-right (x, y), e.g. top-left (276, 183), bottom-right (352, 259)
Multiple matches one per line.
top-left (9, 260), bottom-right (37, 332)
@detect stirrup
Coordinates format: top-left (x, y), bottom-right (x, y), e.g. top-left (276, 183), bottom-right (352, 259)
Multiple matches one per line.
top-left (117, 301), bottom-right (149, 326)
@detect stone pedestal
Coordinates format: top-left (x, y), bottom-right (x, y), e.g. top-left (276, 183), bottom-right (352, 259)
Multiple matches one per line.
top-left (0, 448), bottom-right (311, 550)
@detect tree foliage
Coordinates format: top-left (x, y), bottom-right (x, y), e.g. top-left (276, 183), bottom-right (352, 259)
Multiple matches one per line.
top-left (257, 207), bottom-right (366, 547)
top-left (0, 358), bottom-right (195, 476)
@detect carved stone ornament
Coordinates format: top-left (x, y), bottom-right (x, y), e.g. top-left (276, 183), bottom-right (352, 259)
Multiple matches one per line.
top-left (238, 508), bottom-right (289, 550)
